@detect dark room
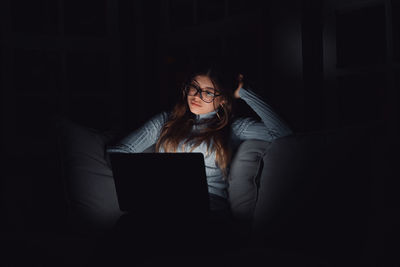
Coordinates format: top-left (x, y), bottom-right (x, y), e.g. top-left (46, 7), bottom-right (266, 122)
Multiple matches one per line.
top-left (1, 0), bottom-right (399, 266)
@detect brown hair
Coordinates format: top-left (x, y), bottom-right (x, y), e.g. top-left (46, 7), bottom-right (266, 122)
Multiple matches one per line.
top-left (155, 65), bottom-right (235, 176)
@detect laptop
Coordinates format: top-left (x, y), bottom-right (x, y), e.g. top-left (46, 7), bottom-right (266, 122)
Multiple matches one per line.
top-left (109, 152), bottom-right (210, 218)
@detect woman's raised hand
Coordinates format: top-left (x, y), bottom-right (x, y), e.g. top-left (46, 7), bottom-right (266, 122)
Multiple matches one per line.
top-left (234, 74), bottom-right (244, 99)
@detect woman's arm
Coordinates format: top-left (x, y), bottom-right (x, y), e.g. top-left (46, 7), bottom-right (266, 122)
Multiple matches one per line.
top-left (106, 112), bottom-right (169, 153)
top-left (232, 86), bottom-right (293, 142)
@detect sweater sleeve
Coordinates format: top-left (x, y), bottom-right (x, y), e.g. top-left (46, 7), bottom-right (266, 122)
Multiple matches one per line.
top-left (106, 112), bottom-right (169, 153)
top-left (232, 88), bottom-right (293, 142)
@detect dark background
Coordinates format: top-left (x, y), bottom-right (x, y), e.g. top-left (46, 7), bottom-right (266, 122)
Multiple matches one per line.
top-left (0, 0), bottom-right (398, 264)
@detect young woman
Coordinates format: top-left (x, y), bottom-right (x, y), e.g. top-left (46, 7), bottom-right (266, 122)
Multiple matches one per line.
top-left (107, 63), bottom-right (293, 212)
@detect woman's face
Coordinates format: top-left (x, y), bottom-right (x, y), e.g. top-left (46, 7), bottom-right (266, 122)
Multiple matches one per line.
top-left (187, 75), bottom-right (224, 115)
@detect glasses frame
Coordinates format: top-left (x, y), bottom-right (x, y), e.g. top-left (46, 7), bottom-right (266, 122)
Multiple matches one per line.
top-left (184, 83), bottom-right (221, 103)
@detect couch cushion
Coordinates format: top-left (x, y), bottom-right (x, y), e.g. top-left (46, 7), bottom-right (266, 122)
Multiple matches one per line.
top-left (251, 128), bottom-right (376, 260)
top-left (57, 119), bottom-right (124, 234)
top-left (228, 140), bottom-right (271, 221)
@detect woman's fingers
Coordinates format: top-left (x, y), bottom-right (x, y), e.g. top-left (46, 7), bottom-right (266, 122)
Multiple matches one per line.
top-left (234, 74), bottom-right (243, 99)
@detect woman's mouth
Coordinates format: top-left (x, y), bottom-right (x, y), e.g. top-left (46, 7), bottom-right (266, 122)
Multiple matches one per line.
top-left (191, 101), bottom-right (201, 107)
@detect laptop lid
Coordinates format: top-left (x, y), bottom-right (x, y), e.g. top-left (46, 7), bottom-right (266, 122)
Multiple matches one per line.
top-left (109, 152), bottom-right (210, 217)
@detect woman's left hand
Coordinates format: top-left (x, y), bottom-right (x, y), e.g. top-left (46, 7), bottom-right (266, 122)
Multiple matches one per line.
top-left (234, 74), bottom-right (244, 99)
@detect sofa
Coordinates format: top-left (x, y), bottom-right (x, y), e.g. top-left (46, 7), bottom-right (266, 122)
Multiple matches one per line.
top-left (22, 117), bottom-right (384, 266)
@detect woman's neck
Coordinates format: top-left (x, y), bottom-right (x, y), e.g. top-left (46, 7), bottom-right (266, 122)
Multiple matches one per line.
top-left (194, 110), bottom-right (217, 121)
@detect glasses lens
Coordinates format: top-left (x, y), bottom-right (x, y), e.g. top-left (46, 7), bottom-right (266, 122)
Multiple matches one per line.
top-left (187, 85), bottom-right (198, 96)
top-left (201, 91), bottom-right (214, 103)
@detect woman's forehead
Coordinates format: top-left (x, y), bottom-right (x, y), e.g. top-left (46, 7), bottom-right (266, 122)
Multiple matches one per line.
top-left (192, 75), bottom-right (216, 90)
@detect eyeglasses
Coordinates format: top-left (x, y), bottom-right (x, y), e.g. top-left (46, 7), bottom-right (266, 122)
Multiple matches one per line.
top-left (184, 84), bottom-right (221, 103)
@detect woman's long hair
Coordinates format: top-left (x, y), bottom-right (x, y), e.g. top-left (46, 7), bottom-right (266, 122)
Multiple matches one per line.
top-left (155, 63), bottom-right (235, 176)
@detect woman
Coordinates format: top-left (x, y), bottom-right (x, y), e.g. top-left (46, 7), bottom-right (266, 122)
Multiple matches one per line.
top-left (103, 63), bottom-right (293, 266)
top-left (107, 62), bottom-right (293, 212)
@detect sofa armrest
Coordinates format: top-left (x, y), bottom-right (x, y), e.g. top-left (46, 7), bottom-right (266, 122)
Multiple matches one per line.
top-left (57, 118), bottom-right (125, 235)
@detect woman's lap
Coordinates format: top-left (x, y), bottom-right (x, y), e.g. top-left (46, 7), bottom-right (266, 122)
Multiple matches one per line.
top-left (94, 193), bottom-right (236, 266)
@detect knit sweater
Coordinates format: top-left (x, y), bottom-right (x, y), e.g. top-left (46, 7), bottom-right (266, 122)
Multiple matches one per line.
top-left (107, 87), bottom-right (292, 198)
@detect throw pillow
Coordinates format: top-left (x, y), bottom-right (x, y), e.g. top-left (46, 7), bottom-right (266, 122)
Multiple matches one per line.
top-left (228, 140), bottom-right (271, 221)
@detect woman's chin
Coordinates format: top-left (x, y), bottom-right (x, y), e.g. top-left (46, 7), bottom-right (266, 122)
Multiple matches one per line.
top-left (189, 106), bottom-right (202, 115)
